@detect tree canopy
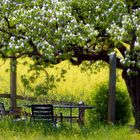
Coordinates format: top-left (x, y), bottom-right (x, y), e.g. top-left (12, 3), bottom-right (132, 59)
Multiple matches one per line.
top-left (0, 0), bottom-right (139, 73)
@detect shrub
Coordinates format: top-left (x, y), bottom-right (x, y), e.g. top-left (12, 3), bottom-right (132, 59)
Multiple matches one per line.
top-left (90, 83), bottom-right (132, 125)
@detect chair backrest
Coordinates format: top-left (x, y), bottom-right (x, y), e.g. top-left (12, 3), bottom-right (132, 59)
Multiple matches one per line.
top-left (31, 104), bottom-right (54, 122)
top-left (0, 102), bottom-right (6, 117)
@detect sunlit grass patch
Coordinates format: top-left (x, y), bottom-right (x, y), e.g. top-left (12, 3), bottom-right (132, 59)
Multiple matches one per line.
top-left (0, 119), bottom-right (138, 140)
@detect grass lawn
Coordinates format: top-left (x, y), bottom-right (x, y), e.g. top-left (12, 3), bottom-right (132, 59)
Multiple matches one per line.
top-left (0, 119), bottom-right (139, 140)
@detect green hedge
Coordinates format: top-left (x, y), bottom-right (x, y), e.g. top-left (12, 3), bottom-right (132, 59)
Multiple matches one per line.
top-left (90, 83), bottom-right (132, 125)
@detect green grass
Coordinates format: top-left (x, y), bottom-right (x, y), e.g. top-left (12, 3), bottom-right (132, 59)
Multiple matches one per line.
top-left (0, 118), bottom-right (139, 140)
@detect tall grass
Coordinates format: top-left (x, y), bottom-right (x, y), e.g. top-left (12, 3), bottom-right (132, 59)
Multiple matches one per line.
top-left (0, 119), bottom-right (138, 140)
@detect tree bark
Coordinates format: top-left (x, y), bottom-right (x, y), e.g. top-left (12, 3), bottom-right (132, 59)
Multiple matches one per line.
top-left (108, 53), bottom-right (116, 123)
top-left (122, 69), bottom-right (140, 129)
top-left (10, 58), bottom-right (17, 109)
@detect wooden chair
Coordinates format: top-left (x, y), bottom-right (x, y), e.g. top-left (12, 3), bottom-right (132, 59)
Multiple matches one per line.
top-left (0, 103), bottom-right (26, 123)
top-left (0, 102), bottom-right (8, 118)
top-left (30, 104), bottom-right (62, 125)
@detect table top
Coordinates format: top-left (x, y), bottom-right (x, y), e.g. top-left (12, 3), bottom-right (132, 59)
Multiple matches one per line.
top-left (53, 105), bottom-right (94, 109)
top-left (24, 104), bottom-right (94, 109)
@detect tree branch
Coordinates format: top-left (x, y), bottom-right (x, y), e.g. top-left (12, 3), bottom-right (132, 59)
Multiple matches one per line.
top-left (27, 40), bottom-right (41, 57)
top-left (0, 50), bottom-right (36, 59)
top-left (70, 46), bottom-right (124, 69)
top-left (0, 27), bottom-right (25, 39)
top-left (0, 28), bottom-right (42, 58)
top-left (4, 17), bottom-right (16, 29)
top-left (117, 44), bottom-right (127, 57)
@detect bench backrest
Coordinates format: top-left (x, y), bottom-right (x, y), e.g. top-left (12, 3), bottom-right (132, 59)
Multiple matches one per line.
top-left (31, 104), bottom-right (54, 122)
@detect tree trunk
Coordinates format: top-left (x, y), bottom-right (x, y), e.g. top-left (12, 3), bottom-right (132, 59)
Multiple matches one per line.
top-left (108, 52), bottom-right (116, 124)
top-left (122, 69), bottom-right (140, 129)
top-left (10, 58), bottom-right (17, 109)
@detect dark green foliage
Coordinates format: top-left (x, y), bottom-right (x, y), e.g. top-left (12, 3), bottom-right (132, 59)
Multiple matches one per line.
top-left (21, 74), bottom-right (56, 96)
top-left (90, 83), bottom-right (132, 125)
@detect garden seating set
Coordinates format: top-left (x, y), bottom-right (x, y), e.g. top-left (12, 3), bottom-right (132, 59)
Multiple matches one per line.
top-left (0, 102), bottom-right (94, 126)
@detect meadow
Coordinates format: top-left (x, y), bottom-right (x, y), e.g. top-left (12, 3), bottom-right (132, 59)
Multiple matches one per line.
top-left (0, 58), bottom-right (127, 101)
top-left (0, 58), bottom-right (138, 140)
top-left (0, 120), bottom-right (139, 140)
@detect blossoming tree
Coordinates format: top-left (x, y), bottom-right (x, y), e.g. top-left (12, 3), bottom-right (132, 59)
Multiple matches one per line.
top-left (0, 0), bottom-right (140, 128)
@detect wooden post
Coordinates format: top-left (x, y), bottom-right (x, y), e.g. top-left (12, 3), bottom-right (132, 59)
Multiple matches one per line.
top-left (10, 58), bottom-right (17, 109)
top-left (107, 52), bottom-right (116, 124)
top-left (78, 101), bottom-right (85, 126)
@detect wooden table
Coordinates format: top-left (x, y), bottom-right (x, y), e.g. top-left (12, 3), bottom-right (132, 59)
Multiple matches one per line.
top-left (54, 104), bottom-right (94, 126)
